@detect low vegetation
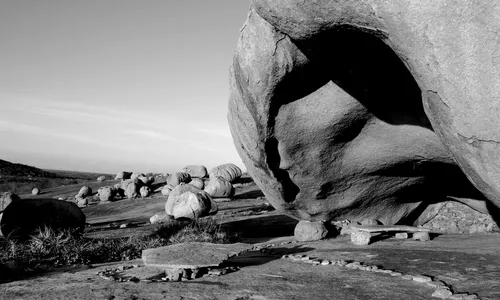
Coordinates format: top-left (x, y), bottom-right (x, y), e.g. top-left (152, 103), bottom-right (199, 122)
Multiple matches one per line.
top-left (0, 218), bottom-right (235, 272)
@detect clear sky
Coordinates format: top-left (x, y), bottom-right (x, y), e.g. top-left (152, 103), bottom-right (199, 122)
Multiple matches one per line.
top-left (0, 0), bottom-right (250, 174)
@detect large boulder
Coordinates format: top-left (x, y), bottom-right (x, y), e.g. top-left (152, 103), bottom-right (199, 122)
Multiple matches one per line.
top-left (182, 165), bottom-right (208, 178)
top-left (165, 184), bottom-right (217, 219)
top-left (228, 1), bottom-right (490, 224)
top-left (209, 163), bottom-right (242, 183)
top-left (204, 176), bottom-right (234, 198)
top-left (0, 192), bottom-right (20, 212)
top-left (0, 198), bottom-right (85, 239)
top-left (123, 180), bottom-right (139, 199)
top-left (167, 172), bottom-right (191, 188)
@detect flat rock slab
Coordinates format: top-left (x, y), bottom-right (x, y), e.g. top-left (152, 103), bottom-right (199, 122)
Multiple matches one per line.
top-left (350, 225), bottom-right (431, 233)
top-left (142, 242), bottom-right (250, 269)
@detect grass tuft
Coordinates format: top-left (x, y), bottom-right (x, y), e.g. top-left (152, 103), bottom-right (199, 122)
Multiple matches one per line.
top-left (0, 217), bottom-right (236, 273)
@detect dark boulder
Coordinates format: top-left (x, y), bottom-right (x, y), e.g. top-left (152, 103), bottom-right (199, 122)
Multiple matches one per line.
top-left (1, 198), bottom-right (86, 239)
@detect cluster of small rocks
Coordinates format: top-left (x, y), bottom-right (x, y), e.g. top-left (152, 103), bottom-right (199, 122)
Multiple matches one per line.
top-left (163, 265), bottom-right (239, 281)
top-left (423, 201), bottom-right (499, 234)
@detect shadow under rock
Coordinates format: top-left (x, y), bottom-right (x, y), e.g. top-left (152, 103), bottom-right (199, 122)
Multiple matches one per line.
top-left (221, 214), bottom-right (299, 244)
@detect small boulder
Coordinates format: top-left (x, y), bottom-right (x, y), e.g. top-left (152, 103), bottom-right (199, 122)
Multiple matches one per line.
top-left (96, 175), bottom-right (106, 182)
top-left (182, 165), bottom-right (208, 178)
top-left (0, 192), bottom-right (20, 212)
top-left (166, 184), bottom-right (217, 219)
top-left (150, 212), bottom-right (173, 224)
top-left (413, 231), bottom-right (431, 241)
top-left (76, 197), bottom-right (88, 207)
top-left (1, 198), bottom-right (86, 239)
top-left (131, 172), bottom-right (145, 180)
top-left (161, 184), bottom-right (174, 197)
top-left (115, 171), bottom-right (132, 181)
top-left (204, 176), bottom-right (234, 198)
top-left (209, 163), bottom-right (242, 183)
top-left (140, 186), bottom-right (152, 197)
top-left (294, 220), bottom-right (328, 242)
top-left (77, 186), bottom-right (92, 198)
top-left (167, 172), bottom-right (191, 187)
top-left (98, 186), bottom-right (117, 202)
top-left (351, 231), bottom-right (372, 246)
top-left (123, 181), bottom-right (139, 199)
top-left (31, 188), bottom-right (40, 195)
top-left (189, 178), bottom-right (205, 189)
top-left (361, 219), bottom-right (380, 226)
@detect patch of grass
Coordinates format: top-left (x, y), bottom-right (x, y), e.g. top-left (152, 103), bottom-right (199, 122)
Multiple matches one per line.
top-left (0, 218), bottom-right (236, 271)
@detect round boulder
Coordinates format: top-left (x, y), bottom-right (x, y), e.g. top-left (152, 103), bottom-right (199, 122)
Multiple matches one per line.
top-left (166, 172), bottom-right (191, 188)
top-left (189, 178), bottom-right (205, 190)
top-left (77, 186), bottom-right (92, 198)
top-left (204, 176), bottom-right (234, 198)
top-left (209, 163), bottom-right (242, 183)
top-left (31, 188), bottom-right (40, 195)
top-left (98, 186), bottom-right (117, 202)
top-left (140, 186), bottom-right (152, 198)
top-left (165, 184), bottom-right (217, 219)
top-left (294, 220), bottom-right (328, 242)
top-left (97, 175), bottom-right (106, 182)
top-left (182, 165), bottom-right (208, 178)
top-left (1, 198), bottom-right (86, 239)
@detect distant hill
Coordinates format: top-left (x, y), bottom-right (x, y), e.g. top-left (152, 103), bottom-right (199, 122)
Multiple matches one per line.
top-left (0, 159), bottom-right (57, 178)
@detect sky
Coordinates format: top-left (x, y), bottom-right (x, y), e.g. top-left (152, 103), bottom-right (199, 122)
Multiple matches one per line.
top-left (0, 0), bottom-right (250, 174)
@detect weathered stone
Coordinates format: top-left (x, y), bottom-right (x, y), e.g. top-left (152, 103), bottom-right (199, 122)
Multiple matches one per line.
top-left (204, 176), bottom-right (234, 198)
top-left (351, 231), bottom-right (372, 246)
top-left (209, 163), bottom-right (242, 183)
top-left (140, 186), bottom-right (151, 197)
top-left (0, 192), bottom-right (20, 212)
top-left (149, 212), bottom-right (173, 224)
top-left (360, 219), bottom-right (379, 226)
top-left (31, 188), bottom-right (40, 195)
top-left (182, 165), bottom-right (208, 178)
top-left (138, 176), bottom-right (154, 186)
top-left (294, 220), bottom-right (328, 242)
top-left (166, 184), bottom-right (217, 219)
top-left (115, 171), bottom-right (132, 181)
top-left (142, 242), bottom-right (249, 269)
top-left (413, 231), bottom-right (431, 242)
top-left (98, 186), bottom-right (116, 202)
top-left (189, 178), bottom-right (205, 190)
top-left (1, 198), bottom-right (85, 239)
top-left (161, 184), bottom-right (173, 197)
top-left (121, 180), bottom-right (141, 199)
top-left (77, 186), bottom-right (92, 198)
top-left (228, 0), bottom-right (493, 225)
top-left (167, 172), bottom-right (191, 187)
top-left (96, 175), bottom-right (106, 182)
top-left (76, 197), bottom-right (87, 208)
top-left (131, 172), bottom-right (145, 180)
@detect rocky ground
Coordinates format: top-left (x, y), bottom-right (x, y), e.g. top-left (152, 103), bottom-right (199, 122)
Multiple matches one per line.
top-left (1, 179), bottom-right (499, 299)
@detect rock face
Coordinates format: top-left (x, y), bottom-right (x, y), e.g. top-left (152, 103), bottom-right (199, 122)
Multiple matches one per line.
top-left (294, 220), bottom-right (328, 242)
top-left (165, 184), bottom-right (217, 219)
top-left (0, 192), bottom-right (20, 212)
top-left (228, 1), bottom-right (494, 224)
top-left (183, 165), bottom-right (208, 178)
top-left (0, 198), bottom-right (86, 239)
